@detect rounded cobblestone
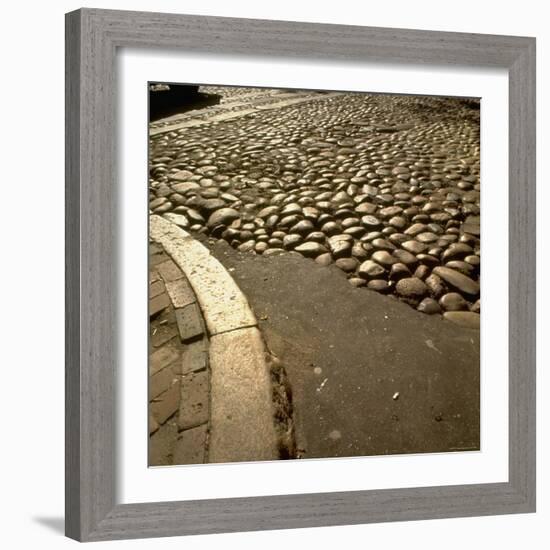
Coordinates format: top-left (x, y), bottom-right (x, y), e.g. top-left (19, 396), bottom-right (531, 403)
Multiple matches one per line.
top-left (150, 87), bottom-right (480, 319)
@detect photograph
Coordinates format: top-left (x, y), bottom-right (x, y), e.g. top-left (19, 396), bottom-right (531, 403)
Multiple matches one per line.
top-left (147, 83), bottom-right (481, 467)
top-left (2, 0), bottom-right (541, 545)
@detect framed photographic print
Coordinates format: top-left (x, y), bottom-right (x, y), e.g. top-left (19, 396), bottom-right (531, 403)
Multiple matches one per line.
top-left (65, 8), bottom-right (536, 542)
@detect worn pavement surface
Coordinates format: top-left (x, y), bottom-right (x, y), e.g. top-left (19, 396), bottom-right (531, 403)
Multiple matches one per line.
top-left (205, 238), bottom-right (480, 459)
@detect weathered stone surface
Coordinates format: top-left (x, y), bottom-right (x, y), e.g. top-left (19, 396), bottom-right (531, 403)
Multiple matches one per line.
top-left (361, 215), bottom-right (382, 230)
top-left (372, 238), bottom-right (396, 251)
top-left (291, 220), bottom-right (314, 235)
top-left (395, 277), bottom-right (429, 300)
top-left (367, 279), bottom-right (390, 292)
top-left (417, 297), bottom-right (442, 314)
top-left (150, 197), bottom-right (168, 210)
top-left (238, 240), bottom-right (256, 253)
top-left (462, 216), bottom-right (481, 236)
top-left (200, 198), bottom-right (226, 214)
top-left (402, 240), bottom-right (428, 254)
top-left (263, 247), bottom-right (286, 256)
top-left (445, 260), bottom-right (475, 277)
top-left (327, 235), bottom-right (353, 258)
top-left (150, 89), bottom-right (481, 320)
top-left (162, 213), bottom-right (190, 228)
top-left (149, 341), bottom-right (180, 376)
top-left (281, 203), bottom-right (302, 216)
top-left (433, 266), bottom-right (480, 297)
top-left (416, 253), bottom-right (439, 267)
top-left (150, 319), bottom-right (178, 349)
top-left (441, 242), bottom-right (474, 262)
top-left (392, 249), bottom-right (418, 266)
top-left (257, 205), bottom-right (279, 219)
top-left (168, 169), bottom-right (195, 181)
top-left (351, 241), bottom-right (370, 260)
top-left (149, 279), bottom-right (166, 299)
top-left (320, 221), bottom-right (341, 235)
top-left (173, 424), bottom-right (208, 465)
top-left (294, 242), bottom-right (327, 258)
top-left (157, 259), bottom-right (184, 282)
top-left (355, 202), bottom-right (377, 215)
top-left (149, 293), bottom-right (170, 317)
top-left (148, 422), bottom-right (178, 466)
top-left (150, 215), bottom-right (257, 335)
top-left (175, 303), bottom-right (205, 342)
top-left (439, 292), bottom-right (469, 312)
top-left (416, 232), bottom-right (439, 243)
top-left (150, 365), bottom-right (178, 401)
top-left (389, 262), bottom-right (411, 281)
top-left (181, 339), bottom-right (209, 375)
top-left (149, 414), bottom-right (159, 436)
top-left (171, 181), bottom-right (201, 194)
top-left (283, 234), bottom-right (303, 250)
top-left (358, 260), bottom-right (385, 279)
top-left (165, 278), bottom-right (195, 309)
top-left (315, 252), bottom-right (333, 266)
top-left (371, 250), bottom-right (397, 267)
top-left (205, 248), bottom-right (480, 459)
top-left (151, 380), bottom-right (181, 424)
top-left (185, 208), bottom-right (205, 224)
top-left (209, 327), bottom-right (278, 462)
top-left (335, 257), bottom-right (359, 272)
top-left (178, 371), bottom-right (209, 430)
top-left (425, 273), bottom-right (445, 298)
top-left (207, 207), bottom-right (240, 228)
top-left (465, 254), bottom-right (481, 268)
top-left (414, 265), bottom-right (430, 280)
top-left (379, 206), bottom-right (403, 219)
top-left (405, 223), bottom-right (427, 236)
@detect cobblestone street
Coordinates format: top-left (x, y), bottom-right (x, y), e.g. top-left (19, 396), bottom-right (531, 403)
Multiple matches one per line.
top-left (149, 86), bottom-right (480, 324)
top-left (148, 85), bottom-right (481, 464)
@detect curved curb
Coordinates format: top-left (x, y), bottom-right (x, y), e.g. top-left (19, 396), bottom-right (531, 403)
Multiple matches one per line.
top-left (150, 214), bottom-right (279, 463)
top-left (150, 215), bottom-right (256, 336)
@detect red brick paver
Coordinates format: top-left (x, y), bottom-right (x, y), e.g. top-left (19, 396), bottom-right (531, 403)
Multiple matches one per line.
top-left (149, 241), bottom-right (211, 466)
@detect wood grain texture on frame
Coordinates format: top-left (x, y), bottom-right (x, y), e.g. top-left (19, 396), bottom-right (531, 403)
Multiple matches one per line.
top-left (65, 8), bottom-right (536, 542)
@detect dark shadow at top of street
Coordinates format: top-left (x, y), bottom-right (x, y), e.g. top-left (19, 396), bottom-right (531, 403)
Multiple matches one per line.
top-left (149, 83), bottom-right (221, 121)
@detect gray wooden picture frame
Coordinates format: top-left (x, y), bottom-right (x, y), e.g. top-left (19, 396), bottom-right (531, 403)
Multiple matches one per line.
top-left (65, 8), bottom-right (536, 542)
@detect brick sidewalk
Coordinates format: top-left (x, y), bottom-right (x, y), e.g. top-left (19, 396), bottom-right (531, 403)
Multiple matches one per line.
top-left (149, 241), bottom-right (211, 466)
